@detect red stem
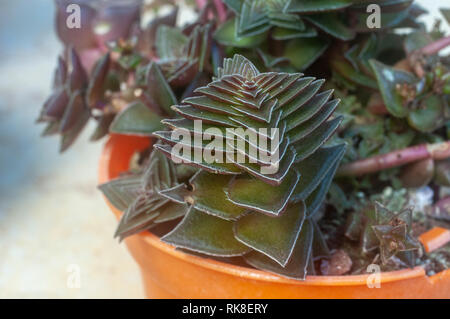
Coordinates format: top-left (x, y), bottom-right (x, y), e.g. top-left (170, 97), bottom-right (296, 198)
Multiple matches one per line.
top-left (337, 141), bottom-right (450, 177)
top-left (195, 0), bottom-right (227, 22)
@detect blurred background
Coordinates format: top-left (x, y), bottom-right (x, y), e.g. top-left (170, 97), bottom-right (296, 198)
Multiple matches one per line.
top-left (0, 0), bottom-right (448, 298)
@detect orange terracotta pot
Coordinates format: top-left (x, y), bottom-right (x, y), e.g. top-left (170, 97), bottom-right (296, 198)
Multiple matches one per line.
top-left (99, 134), bottom-right (450, 299)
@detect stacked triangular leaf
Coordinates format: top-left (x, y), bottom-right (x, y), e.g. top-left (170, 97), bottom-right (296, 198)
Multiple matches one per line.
top-left (149, 54), bottom-right (346, 279)
top-left (99, 149), bottom-right (191, 241)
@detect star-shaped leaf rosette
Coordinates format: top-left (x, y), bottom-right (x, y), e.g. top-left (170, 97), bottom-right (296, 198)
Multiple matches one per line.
top-left (99, 150), bottom-right (194, 241)
top-left (345, 201), bottom-right (422, 267)
top-left (371, 202), bottom-right (421, 265)
top-left (141, 54), bottom-right (346, 279)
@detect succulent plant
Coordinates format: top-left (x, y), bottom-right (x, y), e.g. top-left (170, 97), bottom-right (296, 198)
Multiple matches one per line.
top-left (222, 0), bottom-right (416, 40)
top-left (100, 150), bottom-right (194, 240)
top-left (136, 54), bottom-right (344, 279)
top-left (37, 43), bottom-right (145, 151)
top-left (42, 0), bottom-right (450, 279)
top-left (370, 54), bottom-right (450, 133)
top-left (100, 53), bottom-right (346, 279)
top-left (38, 6), bottom-right (219, 151)
top-left (37, 49), bottom-right (92, 152)
top-left (345, 201), bottom-right (421, 266)
top-left (155, 23), bottom-right (213, 87)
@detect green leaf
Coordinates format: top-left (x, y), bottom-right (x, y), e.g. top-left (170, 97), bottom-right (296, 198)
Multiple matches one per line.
top-left (214, 18), bottom-right (267, 48)
top-left (331, 57), bottom-right (378, 89)
top-left (115, 207), bottom-right (160, 240)
top-left (284, 0), bottom-right (353, 13)
top-left (244, 218), bottom-right (314, 280)
top-left (407, 95), bottom-right (444, 132)
top-left (235, 201), bottom-right (306, 266)
top-left (224, 0), bottom-right (243, 13)
top-left (370, 59), bottom-right (417, 117)
top-left (154, 143), bottom-right (242, 175)
top-left (292, 116), bottom-right (343, 162)
top-left (304, 13), bottom-right (355, 41)
top-left (285, 89), bottom-right (334, 131)
top-left (153, 201), bottom-right (189, 223)
top-left (189, 171), bottom-right (247, 220)
top-left (98, 175), bottom-right (142, 211)
top-left (110, 102), bottom-right (164, 135)
top-left (272, 26), bottom-right (317, 40)
top-left (161, 207), bottom-right (250, 256)
top-left (285, 37), bottom-right (330, 71)
top-left (280, 79), bottom-right (324, 117)
top-left (292, 144), bottom-right (346, 202)
top-left (288, 99), bottom-right (339, 141)
top-left (225, 169), bottom-right (300, 216)
top-left (146, 62), bottom-right (177, 116)
top-left (256, 49), bottom-right (289, 67)
top-left (237, 0), bottom-right (271, 37)
top-left (305, 160), bottom-right (339, 217)
top-left (155, 25), bottom-right (188, 60)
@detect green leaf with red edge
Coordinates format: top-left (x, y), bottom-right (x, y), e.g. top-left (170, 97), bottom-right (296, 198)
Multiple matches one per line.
top-left (370, 59), bottom-right (417, 117)
top-left (161, 207), bottom-right (250, 256)
top-left (284, 37), bottom-right (330, 71)
top-left (110, 102), bottom-right (164, 136)
top-left (234, 201), bottom-right (306, 266)
top-left (304, 13), bottom-right (355, 41)
top-left (225, 169), bottom-right (300, 216)
top-left (98, 174), bottom-right (142, 211)
top-left (244, 218), bottom-right (313, 280)
top-left (145, 62), bottom-right (177, 116)
top-left (189, 171), bottom-right (247, 221)
top-left (331, 56), bottom-right (378, 89)
top-left (407, 95), bottom-right (444, 132)
top-left (284, 0), bottom-right (353, 13)
top-left (292, 143), bottom-right (346, 202)
top-left (214, 18), bottom-right (267, 48)
top-left (155, 25), bottom-right (188, 60)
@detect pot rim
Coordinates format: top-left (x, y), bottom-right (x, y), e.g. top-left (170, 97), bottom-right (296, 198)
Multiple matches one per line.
top-left (99, 134), bottom-right (436, 287)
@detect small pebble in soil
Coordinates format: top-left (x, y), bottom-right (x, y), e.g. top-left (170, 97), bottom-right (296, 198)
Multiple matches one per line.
top-left (320, 249), bottom-right (353, 276)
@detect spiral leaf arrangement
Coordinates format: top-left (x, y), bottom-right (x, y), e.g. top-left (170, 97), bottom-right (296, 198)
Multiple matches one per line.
top-left (143, 54), bottom-right (346, 279)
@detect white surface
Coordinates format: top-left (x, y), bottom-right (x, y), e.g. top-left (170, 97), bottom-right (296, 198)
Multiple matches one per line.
top-left (0, 0), bottom-right (143, 298)
top-left (0, 0), bottom-right (448, 299)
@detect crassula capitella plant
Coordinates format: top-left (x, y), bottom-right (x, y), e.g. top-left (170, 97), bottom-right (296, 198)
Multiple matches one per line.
top-left (41, 0), bottom-right (450, 278)
top-left (101, 54), bottom-right (346, 279)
